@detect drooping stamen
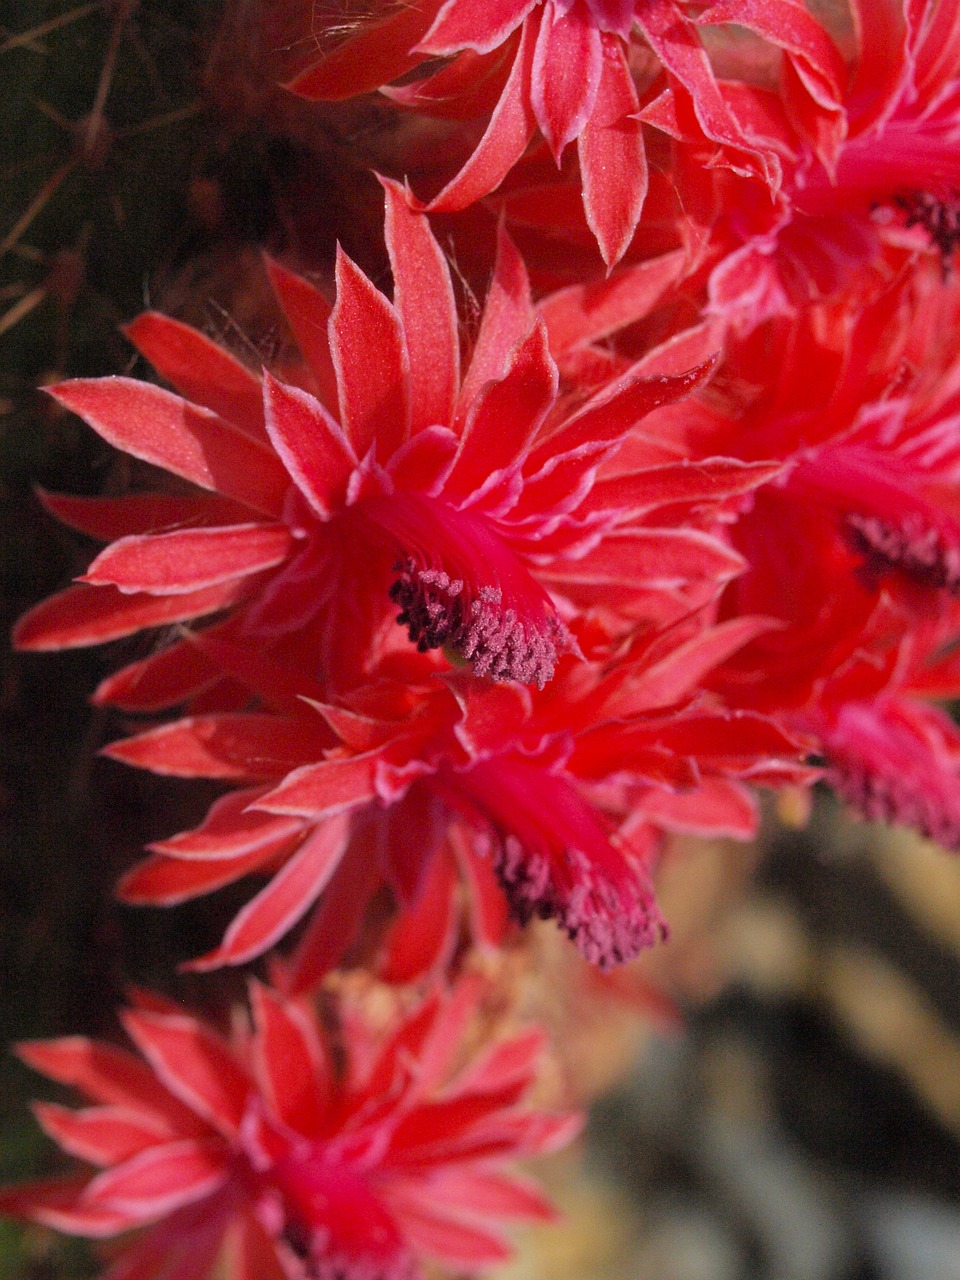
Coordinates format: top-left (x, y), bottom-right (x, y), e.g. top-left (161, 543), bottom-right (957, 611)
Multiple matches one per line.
top-left (390, 560), bottom-right (570, 688)
top-left (821, 702), bottom-right (960, 850)
top-left (791, 448), bottom-right (960, 596)
top-left (844, 512), bottom-right (960, 593)
top-left (894, 190), bottom-right (960, 264)
top-left (455, 757), bottom-right (665, 969)
top-left (493, 836), bottom-right (662, 969)
top-left (362, 494), bottom-right (574, 689)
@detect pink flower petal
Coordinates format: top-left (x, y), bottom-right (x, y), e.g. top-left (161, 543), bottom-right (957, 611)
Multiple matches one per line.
top-left (13, 580), bottom-right (248, 651)
top-left (378, 851), bottom-right (459, 983)
top-left (330, 246), bottom-right (410, 460)
top-left (578, 33), bottom-right (647, 266)
top-left (287, 0), bottom-right (445, 98)
top-left (381, 177), bottom-right (459, 434)
top-left (91, 634), bottom-right (222, 712)
top-left (262, 373), bottom-right (356, 519)
top-left (636, 0), bottom-right (774, 186)
top-left (0, 1176), bottom-right (132, 1238)
top-left (447, 318), bottom-right (557, 498)
top-left (123, 312), bottom-right (266, 441)
top-left (37, 489), bottom-right (253, 542)
top-left (33, 1103), bottom-right (174, 1167)
top-left (81, 524), bottom-right (293, 595)
top-left (540, 250), bottom-right (686, 355)
top-left (383, 1190), bottom-right (513, 1266)
top-left (586, 458), bottom-right (783, 517)
top-left (263, 256), bottom-right (338, 407)
top-left (424, 20), bottom-right (538, 212)
top-left (120, 1011), bottom-right (250, 1135)
top-left (48, 379), bottom-right (289, 517)
top-left (187, 814), bottom-right (351, 968)
top-left (117, 844), bottom-right (286, 906)
top-left (284, 841), bottom-right (383, 993)
top-left (419, 0), bottom-right (538, 55)
top-left (16, 1040), bottom-right (201, 1132)
top-left (639, 776), bottom-right (759, 837)
top-left (149, 789), bottom-right (304, 861)
top-left (541, 528), bottom-right (745, 588)
top-left (83, 1138), bottom-right (228, 1219)
top-left (255, 749), bottom-right (384, 818)
top-left (531, 0), bottom-right (603, 160)
top-left (416, 1168), bottom-right (556, 1221)
top-left (249, 982), bottom-right (331, 1135)
top-left (456, 223), bottom-right (534, 419)
top-left (103, 714), bottom-right (322, 781)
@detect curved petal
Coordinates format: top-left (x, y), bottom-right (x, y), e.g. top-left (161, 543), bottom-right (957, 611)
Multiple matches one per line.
top-left (381, 177), bottom-right (459, 433)
top-left (262, 373), bottom-right (356, 519)
top-left (48, 379), bottom-right (288, 517)
top-left (330, 246), bottom-right (410, 460)
top-left (531, 0), bottom-right (603, 161)
top-left (187, 814), bottom-right (351, 968)
top-left (123, 312), bottom-right (266, 441)
top-left (81, 524), bottom-right (293, 595)
top-left (579, 34), bottom-right (647, 267)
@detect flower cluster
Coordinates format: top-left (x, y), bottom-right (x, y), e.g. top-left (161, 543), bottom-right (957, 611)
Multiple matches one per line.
top-left (7, 0), bottom-right (960, 1275)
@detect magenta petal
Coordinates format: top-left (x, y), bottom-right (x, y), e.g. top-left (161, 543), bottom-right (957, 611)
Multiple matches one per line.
top-left (48, 379), bottom-right (289, 517)
top-left (119, 1011), bottom-right (250, 1135)
top-left (249, 981), bottom-right (331, 1136)
top-left (117, 845), bottom-right (286, 907)
top-left (187, 814), bottom-right (352, 968)
top-left (123, 312), bottom-right (266, 441)
top-left (103, 714), bottom-right (321, 781)
top-left (447, 318), bottom-right (558, 498)
top-left (83, 1139), bottom-right (228, 1220)
top-left (457, 224), bottom-right (534, 418)
top-left (579, 34), bottom-right (647, 267)
top-left (419, 0), bottom-right (538, 55)
top-left (16, 1039), bottom-right (201, 1132)
top-left (81, 524), bottom-right (293, 595)
top-left (531, 0), bottom-right (603, 160)
top-left (286, 0), bottom-right (444, 98)
top-left (540, 249), bottom-right (686, 355)
top-left (381, 177), bottom-right (459, 435)
top-left (262, 373), bottom-right (356, 518)
top-left (33, 1103), bottom-right (172, 1167)
top-left (37, 489), bottom-right (253, 542)
top-left (263, 256), bottom-right (338, 407)
top-left (284, 844), bottom-right (382, 993)
top-left (636, 0), bottom-right (774, 185)
top-left (424, 20), bottom-right (538, 213)
top-left (330, 246), bottom-right (410, 460)
top-left (13, 580), bottom-right (247, 651)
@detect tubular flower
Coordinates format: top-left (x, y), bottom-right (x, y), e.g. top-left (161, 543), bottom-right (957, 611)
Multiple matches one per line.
top-left (107, 599), bottom-right (812, 985)
top-left (287, 0), bottom-right (845, 266)
top-left (15, 181), bottom-right (714, 704)
top-left (694, 0), bottom-right (960, 329)
top-left (0, 982), bottom-right (580, 1280)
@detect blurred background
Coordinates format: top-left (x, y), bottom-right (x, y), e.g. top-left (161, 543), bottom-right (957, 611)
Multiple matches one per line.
top-left (3, 4), bottom-right (960, 1278)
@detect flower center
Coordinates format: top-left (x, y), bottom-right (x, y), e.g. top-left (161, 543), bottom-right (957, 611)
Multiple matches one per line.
top-left (844, 511), bottom-right (960, 594)
top-left (821, 703), bottom-right (960, 850)
top-left (893, 190), bottom-right (960, 264)
top-left (362, 493), bottom-right (573, 688)
top-left (455, 755), bottom-right (664, 968)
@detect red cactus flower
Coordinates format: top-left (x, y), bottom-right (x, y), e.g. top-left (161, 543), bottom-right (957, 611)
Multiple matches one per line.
top-left (15, 181), bottom-right (713, 705)
top-left (287, 0), bottom-right (845, 266)
top-left (695, 0), bottom-right (960, 328)
top-left (106, 595), bottom-right (811, 986)
top-left (0, 981), bottom-right (579, 1280)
